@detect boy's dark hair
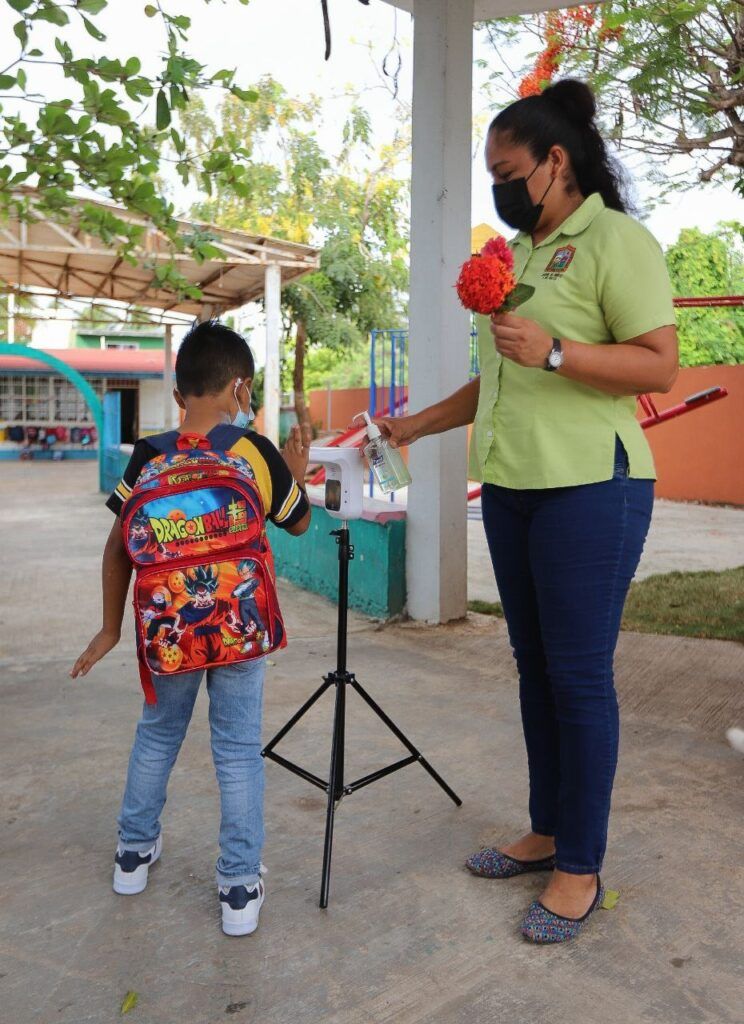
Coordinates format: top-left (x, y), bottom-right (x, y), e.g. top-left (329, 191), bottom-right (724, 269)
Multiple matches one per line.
top-left (176, 320), bottom-right (255, 397)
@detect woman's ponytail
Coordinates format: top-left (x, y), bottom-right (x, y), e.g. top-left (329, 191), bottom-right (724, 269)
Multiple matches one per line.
top-left (489, 79), bottom-right (630, 214)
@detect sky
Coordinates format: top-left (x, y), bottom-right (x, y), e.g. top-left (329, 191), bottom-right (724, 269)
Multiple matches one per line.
top-left (1, 0), bottom-right (741, 358)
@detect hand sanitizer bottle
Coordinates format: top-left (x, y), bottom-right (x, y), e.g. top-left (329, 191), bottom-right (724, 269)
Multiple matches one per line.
top-left (358, 411), bottom-right (412, 494)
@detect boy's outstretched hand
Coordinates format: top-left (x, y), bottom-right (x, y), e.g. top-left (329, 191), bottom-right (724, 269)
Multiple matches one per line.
top-left (282, 423), bottom-right (311, 485)
top-left (70, 629), bottom-right (120, 678)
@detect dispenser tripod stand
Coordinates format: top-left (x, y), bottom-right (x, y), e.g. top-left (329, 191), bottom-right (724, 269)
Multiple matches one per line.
top-left (262, 522), bottom-right (462, 908)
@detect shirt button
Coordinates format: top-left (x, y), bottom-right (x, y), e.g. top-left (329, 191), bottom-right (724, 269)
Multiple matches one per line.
top-left (486, 430), bottom-right (493, 439)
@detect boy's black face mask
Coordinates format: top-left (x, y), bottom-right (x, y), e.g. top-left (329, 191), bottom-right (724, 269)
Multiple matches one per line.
top-left (492, 160), bottom-right (555, 234)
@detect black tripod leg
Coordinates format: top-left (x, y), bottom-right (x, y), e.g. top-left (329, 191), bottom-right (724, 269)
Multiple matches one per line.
top-left (319, 675), bottom-right (346, 908)
top-left (350, 678), bottom-right (462, 807)
top-left (262, 675), bottom-right (334, 756)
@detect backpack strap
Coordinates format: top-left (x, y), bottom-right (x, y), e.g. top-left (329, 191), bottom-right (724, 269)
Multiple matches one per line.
top-left (209, 424), bottom-right (247, 452)
top-left (144, 426), bottom-right (247, 455)
top-left (145, 430), bottom-right (182, 455)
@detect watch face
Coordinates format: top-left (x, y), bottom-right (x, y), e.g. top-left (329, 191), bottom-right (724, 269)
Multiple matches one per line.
top-left (548, 350), bottom-right (563, 368)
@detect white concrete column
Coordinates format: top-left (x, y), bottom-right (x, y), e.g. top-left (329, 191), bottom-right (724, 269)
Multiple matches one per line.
top-left (407, 0), bottom-right (473, 622)
top-left (163, 322), bottom-right (174, 430)
top-left (264, 263), bottom-right (282, 446)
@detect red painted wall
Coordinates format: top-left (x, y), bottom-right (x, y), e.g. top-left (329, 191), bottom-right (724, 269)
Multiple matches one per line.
top-left (304, 365), bottom-right (743, 505)
top-left (642, 365), bottom-right (743, 506)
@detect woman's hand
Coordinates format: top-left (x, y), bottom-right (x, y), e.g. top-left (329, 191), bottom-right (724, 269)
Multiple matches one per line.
top-left (491, 312), bottom-right (553, 368)
top-left (282, 423), bottom-right (311, 485)
top-left (371, 413), bottom-right (425, 449)
top-left (70, 629), bottom-right (120, 678)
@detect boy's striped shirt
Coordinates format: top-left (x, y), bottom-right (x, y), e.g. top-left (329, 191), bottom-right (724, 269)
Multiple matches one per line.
top-left (106, 428), bottom-right (309, 530)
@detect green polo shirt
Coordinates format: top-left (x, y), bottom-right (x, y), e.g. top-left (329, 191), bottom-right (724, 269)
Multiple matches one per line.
top-left (469, 192), bottom-right (676, 489)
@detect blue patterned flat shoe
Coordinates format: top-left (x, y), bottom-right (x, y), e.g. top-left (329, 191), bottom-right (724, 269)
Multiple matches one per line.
top-left (465, 847), bottom-right (556, 879)
top-left (521, 877), bottom-right (604, 944)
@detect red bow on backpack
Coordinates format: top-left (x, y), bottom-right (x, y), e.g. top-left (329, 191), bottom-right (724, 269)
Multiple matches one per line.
top-left (176, 433), bottom-right (211, 451)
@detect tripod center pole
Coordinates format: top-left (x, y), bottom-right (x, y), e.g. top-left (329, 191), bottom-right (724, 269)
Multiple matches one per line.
top-left (332, 520), bottom-right (352, 675)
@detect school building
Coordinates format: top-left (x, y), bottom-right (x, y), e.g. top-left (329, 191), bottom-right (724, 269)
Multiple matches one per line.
top-left (0, 344), bottom-right (168, 459)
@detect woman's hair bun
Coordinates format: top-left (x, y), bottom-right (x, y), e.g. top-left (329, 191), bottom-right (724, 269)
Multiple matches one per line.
top-left (542, 78), bottom-right (596, 127)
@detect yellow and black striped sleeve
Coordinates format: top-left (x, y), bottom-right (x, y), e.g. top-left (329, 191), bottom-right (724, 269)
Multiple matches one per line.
top-left (232, 431), bottom-right (310, 530)
top-left (105, 440), bottom-right (157, 517)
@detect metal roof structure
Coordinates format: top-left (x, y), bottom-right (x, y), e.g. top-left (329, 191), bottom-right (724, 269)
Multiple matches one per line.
top-left (382, 0), bottom-right (567, 15)
top-left (0, 347), bottom-right (166, 379)
top-left (0, 187), bottom-right (320, 321)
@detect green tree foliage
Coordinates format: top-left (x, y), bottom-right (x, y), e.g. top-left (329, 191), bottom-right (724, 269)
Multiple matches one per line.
top-left (184, 77), bottom-right (409, 430)
top-left (665, 223), bottom-right (744, 365)
top-left (0, 0), bottom-right (255, 298)
top-left (481, 1), bottom-right (744, 192)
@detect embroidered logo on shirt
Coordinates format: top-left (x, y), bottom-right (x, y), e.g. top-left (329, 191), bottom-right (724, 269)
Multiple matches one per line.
top-left (543, 244), bottom-right (576, 278)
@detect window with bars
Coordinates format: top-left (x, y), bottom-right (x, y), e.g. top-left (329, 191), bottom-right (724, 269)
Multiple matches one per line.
top-left (0, 374), bottom-right (126, 425)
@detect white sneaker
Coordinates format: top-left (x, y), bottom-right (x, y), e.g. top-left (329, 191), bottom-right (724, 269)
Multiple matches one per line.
top-left (219, 871), bottom-right (266, 936)
top-left (113, 835), bottom-right (162, 895)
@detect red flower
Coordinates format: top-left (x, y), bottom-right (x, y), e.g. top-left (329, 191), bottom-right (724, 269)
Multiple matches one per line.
top-left (480, 235), bottom-right (514, 268)
top-left (456, 251), bottom-right (517, 315)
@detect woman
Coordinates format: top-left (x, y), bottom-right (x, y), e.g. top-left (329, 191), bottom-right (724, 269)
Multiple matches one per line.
top-left (378, 79), bottom-right (678, 944)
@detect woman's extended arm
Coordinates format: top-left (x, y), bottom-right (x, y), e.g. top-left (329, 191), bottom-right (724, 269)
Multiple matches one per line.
top-left (490, 313), bottom-right (678, 397)
top-left (374, 376), bottom-right (480, 448)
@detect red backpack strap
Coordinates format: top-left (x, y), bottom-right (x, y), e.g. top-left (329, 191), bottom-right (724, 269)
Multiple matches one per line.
top-left (137, 645), bottom-right (158, 705)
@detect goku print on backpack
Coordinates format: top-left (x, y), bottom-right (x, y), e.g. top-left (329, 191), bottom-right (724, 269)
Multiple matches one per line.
top-left (121, 425), bottom-right (285, 702)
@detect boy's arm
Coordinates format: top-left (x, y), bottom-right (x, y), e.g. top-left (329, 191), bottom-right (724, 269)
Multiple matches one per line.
top-left (280, 424), bottom-right (311, 536)
top-left (70, 521), bottom-right (132, 678)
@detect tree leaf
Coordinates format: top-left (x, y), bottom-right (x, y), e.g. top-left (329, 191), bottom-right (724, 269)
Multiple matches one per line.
top-left (120, 991), bottom-right (139, 1015)
top-left (77, 0), bottom-right (108, 13)
top-left (601, 889), bottom-right (620, 910)
top-left (13, 20), bottom-right (28, 47)
top-left (156, 89), bottom-right (170, 130)
top-left (6, 0), bottom-right (33, 12)
top-left (81, 15), bottom-right (106, 41)
top-left (144, 4), bottom-right (157, 17)
top-left (32, 5), bottom-right (70, 27)
top-left (502, 283), bottom-right (535, 311)
top-left (0, 75), bottom-right (17, 91)
top-left (230, 86), bottom-right (259, 103)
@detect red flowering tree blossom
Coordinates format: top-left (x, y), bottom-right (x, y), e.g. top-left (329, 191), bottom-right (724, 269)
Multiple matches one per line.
top-left (482, 1), bottom-right (743, 191)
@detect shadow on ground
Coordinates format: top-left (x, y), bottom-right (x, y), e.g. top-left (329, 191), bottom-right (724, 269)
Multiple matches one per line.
top-left (0, 463), bottom-right (742, 1024)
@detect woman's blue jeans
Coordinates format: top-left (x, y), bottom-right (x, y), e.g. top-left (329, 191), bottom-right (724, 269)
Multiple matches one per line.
top-left (481, 441), bottom-right (653, 874)
top-left (117, 659), bottom-right (266, 887)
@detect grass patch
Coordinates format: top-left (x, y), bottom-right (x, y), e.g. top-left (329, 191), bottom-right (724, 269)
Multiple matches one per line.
top-left (468, 599), bottom-right (504, 617)
top-left (621, 566), bottom-right (744, 643)
top-left (469, 566), bottom-right (744, 643)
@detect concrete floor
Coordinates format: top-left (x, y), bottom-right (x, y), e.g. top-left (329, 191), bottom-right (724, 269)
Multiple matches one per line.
top-left (468, 497), bottom-right (744, 604)
top-left (1, 463), bottom-right (743, 1024)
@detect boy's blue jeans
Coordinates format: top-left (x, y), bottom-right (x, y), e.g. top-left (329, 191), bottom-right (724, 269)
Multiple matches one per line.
top-left (481, 439), bottom-right (653, 874)
top-left (117, 659), bottom-right (266, 887)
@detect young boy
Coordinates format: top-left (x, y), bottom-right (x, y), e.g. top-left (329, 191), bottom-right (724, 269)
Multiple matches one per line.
top-left (70, 320), bottom-right (311, 936)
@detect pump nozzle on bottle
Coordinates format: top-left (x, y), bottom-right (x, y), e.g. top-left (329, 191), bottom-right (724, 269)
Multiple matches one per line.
top-left (354, 409), bottom-right (411, 495)
top-left (353, 410), bottom-right (380, 439)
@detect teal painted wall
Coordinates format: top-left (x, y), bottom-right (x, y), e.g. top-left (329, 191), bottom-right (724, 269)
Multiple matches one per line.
top-left (268, 509), bottom-right (406, 619)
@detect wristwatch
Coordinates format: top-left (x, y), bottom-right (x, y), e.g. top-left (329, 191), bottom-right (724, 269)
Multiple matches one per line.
top-left (545, 336), bottom-right (563, 372)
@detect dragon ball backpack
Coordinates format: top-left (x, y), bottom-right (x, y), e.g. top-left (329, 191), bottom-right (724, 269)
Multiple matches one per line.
top-left (121, 426), bottom-right (286, 703)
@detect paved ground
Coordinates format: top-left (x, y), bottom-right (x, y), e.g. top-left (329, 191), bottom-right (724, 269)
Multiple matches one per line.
top-left (468, 498), bottom-right (744, 605)
top-left (1, 463), bottom-right (743, 1024)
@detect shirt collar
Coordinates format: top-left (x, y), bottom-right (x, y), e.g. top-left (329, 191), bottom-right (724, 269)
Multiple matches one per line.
top-left (512, 192), bottom-right (605, 251)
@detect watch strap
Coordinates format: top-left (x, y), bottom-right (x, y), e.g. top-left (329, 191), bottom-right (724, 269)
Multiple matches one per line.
top-left (546, 336), bottom-right (562, 372)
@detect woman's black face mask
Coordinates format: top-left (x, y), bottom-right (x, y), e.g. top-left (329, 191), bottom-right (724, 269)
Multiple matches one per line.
top-left (492, 160), bottom-right (555, 234)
